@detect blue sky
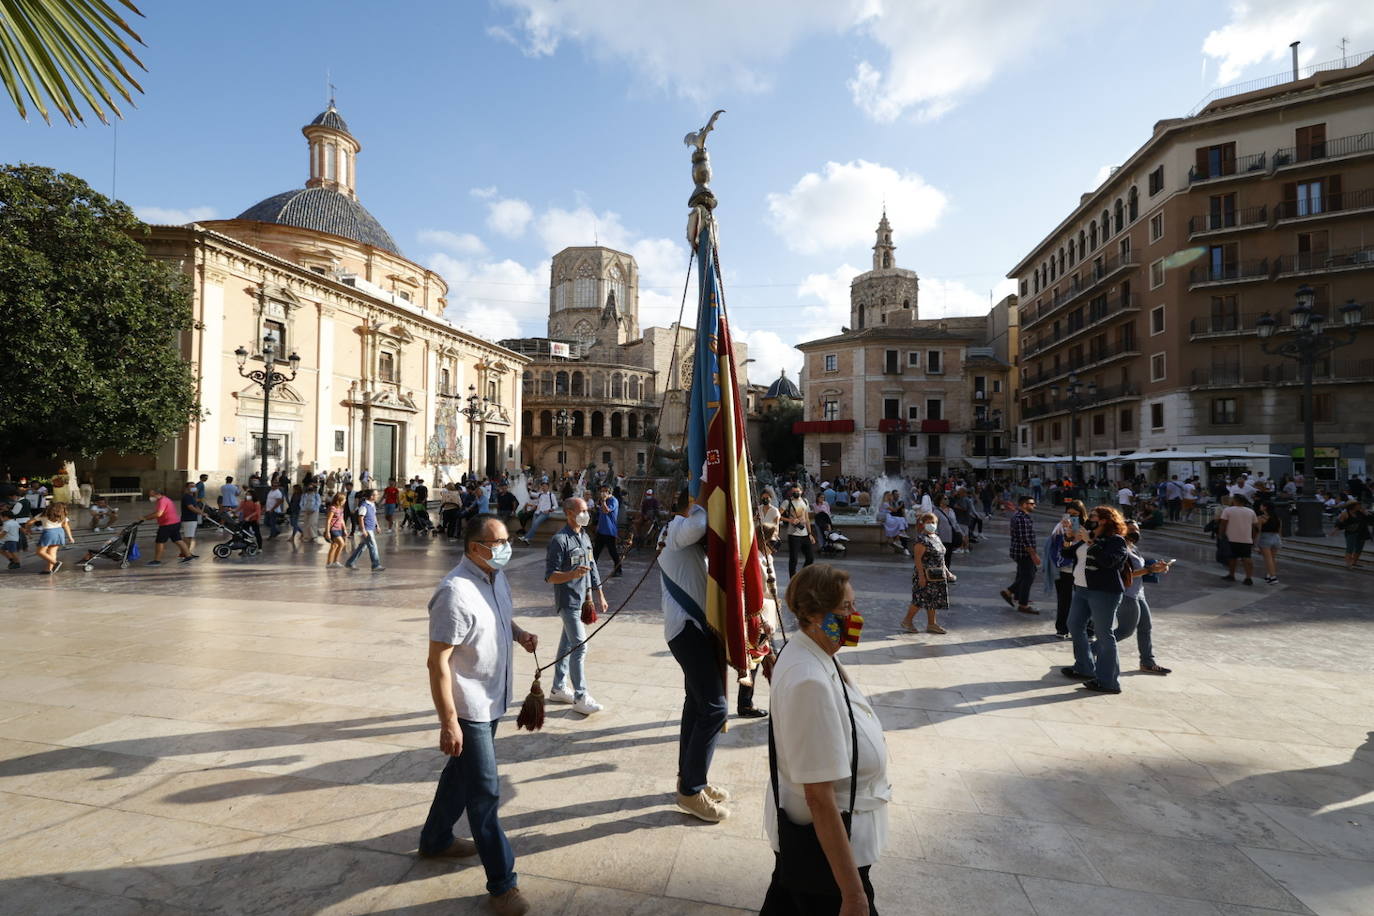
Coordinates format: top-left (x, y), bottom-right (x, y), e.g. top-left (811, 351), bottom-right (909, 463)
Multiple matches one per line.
top-left (3, 0), bottom-right (1368, 381)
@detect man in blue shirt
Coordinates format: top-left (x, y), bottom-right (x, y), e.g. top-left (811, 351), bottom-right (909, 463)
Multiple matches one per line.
top-left (345, 489), bottom-right (385, 571)
top-left (1001, 494), bottom-right (1039, 614)
top-left (545, 497), bottom-right (608, 715)
top-left (590, 484), bottom-right (622, 578)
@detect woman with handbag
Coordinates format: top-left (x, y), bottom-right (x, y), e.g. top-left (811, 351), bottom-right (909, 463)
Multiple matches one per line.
top-left (761, 564), bottom-right (890, 916)
top-left (1060, 505), bottom-right (1131, 694)
top-left (901, 512), bottom-right (952, 634)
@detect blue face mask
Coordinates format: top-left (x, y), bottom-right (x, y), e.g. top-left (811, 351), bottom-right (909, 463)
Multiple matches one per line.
top-left (486, 542), bottom-right (512, 569)
top-left (820, 610), bottom-right (864, 647)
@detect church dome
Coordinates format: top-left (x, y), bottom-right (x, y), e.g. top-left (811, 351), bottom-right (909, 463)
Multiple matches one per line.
top-left (236, 187), bottom-right (402, 255)
top-left (766, 369), bottom-right (801, 400)
top-left (308, 107), bottom-right (350, 132)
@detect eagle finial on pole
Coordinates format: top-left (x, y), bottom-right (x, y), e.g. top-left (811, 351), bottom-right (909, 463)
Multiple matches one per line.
top-left (684, 109), bottom-right (725, 151)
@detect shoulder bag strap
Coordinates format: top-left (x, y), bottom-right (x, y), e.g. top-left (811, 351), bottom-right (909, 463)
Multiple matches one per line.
top-left (833, 658), bottom-right (859, 824)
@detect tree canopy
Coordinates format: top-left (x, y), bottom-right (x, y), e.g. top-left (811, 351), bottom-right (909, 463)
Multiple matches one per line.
top-left (0, 163), bottom-right (199, 460)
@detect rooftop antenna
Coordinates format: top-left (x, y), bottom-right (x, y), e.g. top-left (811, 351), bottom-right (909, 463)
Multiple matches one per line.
top-left (1339, 36), bottom-right (1350, 67)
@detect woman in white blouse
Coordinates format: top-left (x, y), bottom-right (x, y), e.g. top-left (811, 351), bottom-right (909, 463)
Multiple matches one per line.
top-left (761, 564), bottom-right (890, 915)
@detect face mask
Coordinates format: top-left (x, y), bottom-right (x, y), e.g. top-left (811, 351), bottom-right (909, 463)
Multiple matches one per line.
top-left (485, 542), bottom-right (513, 569)
top-left (923, 522), bottom-right (938, 533)
top-left (575, 511), bottom-right (591, 527)
top-left (1083, 519), bottom-right (1098, 531)
top-left (820, 610), bottom-right (864, 647)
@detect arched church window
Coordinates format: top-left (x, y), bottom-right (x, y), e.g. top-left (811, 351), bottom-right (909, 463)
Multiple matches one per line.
top-left (680, 354), bottom-right (695, 388)
top-left (628, 376), bottom-right (640, 400)
top-left (555, 371), bottom-right (569, 394)
top-left (539, 410), bottom-right (552, 436)
top-left (611, 373), bottom-right (624, 398)
top-left (571, 371), bottom-right (585, 396)
top-left (628, 413), bottom-right (639, 438)
top-left (573, 319), bottom-right (594, 347)
top-left (882, 253), bottom-right (891, 268)
top-left (324, 142), bottom-right (337, 180)
top-left (572, 411), bottom-right (585, 436)
top-left (540, 371), bottom-right (553, 395)
top-left (611, 413), bottom-right (623, 438)
top-left (574, 261), bottom-right (597, 310)
top-left (591, 411), bottom-right (605, 437)
top-left (609, 264), bottom-right (628, 320)
top-left (522, 370), bottom-right (533, 395)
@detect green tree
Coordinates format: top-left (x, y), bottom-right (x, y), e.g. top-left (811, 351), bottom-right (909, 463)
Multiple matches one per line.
top-left (758, 401), bottom-right (803, 471)
top-left (0, 163), bottom-right (199, 460)
top-left (1, 0), bottom-right (145, 125)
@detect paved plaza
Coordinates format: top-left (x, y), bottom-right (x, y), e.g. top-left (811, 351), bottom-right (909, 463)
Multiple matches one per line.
top-left (1, 515), bottom-right (1372, 915)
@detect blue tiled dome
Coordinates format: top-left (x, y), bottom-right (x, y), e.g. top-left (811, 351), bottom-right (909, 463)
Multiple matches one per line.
top-left (309, 107), bottom-right (350, 133)
top-left (236, 187), bottom-right (402, 255)
top-left (766, 371), bottom-right (801, 400)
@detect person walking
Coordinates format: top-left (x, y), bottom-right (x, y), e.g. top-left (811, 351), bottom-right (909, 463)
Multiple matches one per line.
top-left (141, 485), bottom-right (196, 566)
top-left (419, 515), bottom-right (537, 916)
top-left (779, 485), bottom-right (815, 577)
top-left (26, 503), bottom-right (74, 574)
top-left (239, 491), bottom-right (263, 547)
top-left (544, 497), bottom-right (607, 715)
top-left (286, 484), bottom-right (304, 542)
top-left (382, 479), bottom-right (401, 530)
top-left (1336, 500), bottom-right (1372, 569)
top-left (590, 483), bottom-right (623, 578)
top-left (1219, 494), bottom-right (1258, 585)
top-left (324, 493), bottom-right (348, 567)
top-left (902, 512), bottom-right (951, 634)
top-left (660, 485), bottom-right (733, 821)
top-left (263, 482), bottom-right (285, 539)
top-left (180, 481), bottom-right (204, 556)
top-left (1117, 521), bottom-right (1172, 675)
top-left (1045, 501), bottom-right (1086, 638)
top-left (344, 489), bottom-right (385, 571)
top-left (300, 483), bottom-right (322, 542)
top-left (218, 475), bottom-right (241, 519)
top-left (1060, 505), bottom-right (1130, 694)
top-left (760, 564), bottom-right (890, 916)
top-left (1255, 499), bottom-right (1282, 584)
top-left (1001, 495), bottom-right (1040, 614)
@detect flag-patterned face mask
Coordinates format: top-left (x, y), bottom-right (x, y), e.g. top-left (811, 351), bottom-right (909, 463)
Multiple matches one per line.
top-left (821, 609), bottom-right (864, 647)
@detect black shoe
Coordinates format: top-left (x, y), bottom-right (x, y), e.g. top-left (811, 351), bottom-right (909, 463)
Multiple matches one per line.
top-left (1083, 679), bottom-right (1122, 694)
top-left (737, 706), bottom-right (768, 718)
top-left (1243, 577), bottom-right (1253, 585)
top-left (1017, 605), bottom-right (1040, 615)
top-left (1060, 667), bottom-right (1092, 680)
top-left (999, 589), bottom-right (1016, 608)
top-left (1055, 632), bottom-right (1071, 639)
top-left (7, 562), bottom-right (19, 570)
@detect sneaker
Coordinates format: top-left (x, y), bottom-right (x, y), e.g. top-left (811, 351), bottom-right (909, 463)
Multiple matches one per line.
top-left (1083, 679), bottom-right (1122, 694)
top-left (1264, 576), bottom-right (1277, 584)
top-left (371, 566), bottom-right (385, 571)
top-left (179, 554), bottom-right (196, 563)
top-left (676, 790), bottom-right (730, 823)
top-left (572, 694), bottom-right (604, 715)
top-left (488, 887), bottom-right (530, 916)
top-left (7, 562), bottom-right (19, 570)
top-left (1139, 663), bottom-right (1172, 675)
top-left (146, 560), bottom-right (162, 567)
top-left (51, 561), bottom-right (62, 574)
top-left (344, 563), bottom-right (356, 570)
top-left (737, 706), bottom-right (768, 718)
top-left (702, 784), bottom-right (731, 803)
top-left (1243, 577), bottom-right (1253, 586)
top-left (516, 536), bottom-right (530, 546)
top-left (421, 837), bottom-right (477, 858)
top-left (547, 686), bottom-right (575, 704)
top-left (1055, 632), bottom-right (1072, 640)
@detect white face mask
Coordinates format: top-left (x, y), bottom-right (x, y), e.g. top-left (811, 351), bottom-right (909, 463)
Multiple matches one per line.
top-left (486, 542), bottom-right (512, 569)
top-left (924, 523), bottom-right (938, 533)
top-left (574, 511), bottom-right (591, 527)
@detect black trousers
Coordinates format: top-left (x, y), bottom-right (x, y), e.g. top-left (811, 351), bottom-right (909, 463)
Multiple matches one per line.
top-left (1009, 556), bottom-right (1037, 606)
top-left (593, 531), bottom-right (622, 576)
top-left (737, 662), bottom-right (762, 711)
top-left (787, 535), bottom-right (814, 577)
top-left (1055, 571), bottom-right (1075, 635)
top-left (759, 856), bottom-right (877, 915)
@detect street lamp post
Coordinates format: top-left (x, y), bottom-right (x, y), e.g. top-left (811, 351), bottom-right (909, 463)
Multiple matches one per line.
top-left (459, 384), bottom-right (492, 482)
top-left (1050, 373), bottom-right (1095, 488)
top-left (235, 336), bottom-right (300, 492)
top-left (554, 408), bottom-right (571, 480)
top-left (1256, 286), bottom-right (1364, 536)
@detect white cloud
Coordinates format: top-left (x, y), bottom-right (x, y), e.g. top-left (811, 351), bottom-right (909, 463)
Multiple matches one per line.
top-left (486, 197), bottom-right (534, 238)
top-left (427, 251), bottom-right (549, 344)
top-left (470, 186), bottom-right (498, 200)
top-left (417, 229), bottom-right (487, 256)
top-left (135, 205), bottom-right (216, 225)
top-left (1092, 164), bottom-right (1116, 187)
top-left (1202, 0), bottom-right (1371, 85)
top-left (918, 277), bottom-right (1012, 319)
top-left (738, 328), bottom-right (803, 385)
top-left (766, 160), bottom-right (947, 255)
top-left (491, 0), bottom-right (1053, 121)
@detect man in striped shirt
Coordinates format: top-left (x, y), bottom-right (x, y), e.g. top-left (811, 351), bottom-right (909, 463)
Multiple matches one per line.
top-left (1001, 495), bottom-right (1040, 614)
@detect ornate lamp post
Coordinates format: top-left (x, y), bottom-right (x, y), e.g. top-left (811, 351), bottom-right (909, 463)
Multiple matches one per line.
top-left (459, 384), bottom-right (493, 481)
top-left (1256, 285), bottom-right (1364, 536)
top-left (554, 408), bottom-right (572, 480)
top-left (235, 335), bottom-right (300, 492)
top-left (1050, 373), bottom-right (1095, 487)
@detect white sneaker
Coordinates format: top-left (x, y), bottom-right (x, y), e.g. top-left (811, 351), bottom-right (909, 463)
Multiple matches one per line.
top-left (572, 694), bottom-right (604, 715)
top-left (547, 687), bottom-right (575, 704)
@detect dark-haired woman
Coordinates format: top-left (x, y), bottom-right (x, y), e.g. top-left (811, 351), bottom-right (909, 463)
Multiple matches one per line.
top-left (761, 564), bottom-right (890, 916)
top-left (1061, 505), bottom-right (1130, 694)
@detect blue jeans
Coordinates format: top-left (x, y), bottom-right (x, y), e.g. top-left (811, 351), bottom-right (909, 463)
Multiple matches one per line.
top-left (668, 622), bottom-right (727, 796)
top-left (552, 604), bottom-right (588, 698)
top-left (1067, 586), bottom-right (1124, 690)
top-left (1114, 594), bottom-right (1155, 666)
top-left (1009, 556), bottom-right (1038, 606)
top-left (418, 719), bottom-right (516, 895)
top-left (524, 512), bottom-right (551, 541)
top-left (346, 530), bottom-right (381, 568)
top-left (265, 511), bottom-right (281, 537)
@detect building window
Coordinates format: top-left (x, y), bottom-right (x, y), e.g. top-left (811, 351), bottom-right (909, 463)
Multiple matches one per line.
top-left (824, 354), bottom-right (837, 372)
top-left (1295, 123), bottom-right (1326, 161)
top-left (907, 351), bottom-right (920, 367)
top-left (333, 429), bottom-right (346, 452)
top-left (1149, 213), bottom-right (1163, 243)
top-left (397, 290), bottom-right (411, 303)
top-left (1020, 279), bottom-right (1028, 297)
top-left (926, 399), bottom-right (942, 420)
top-left (908, 434), bottom-right (920, 449)
top-left (602, 450), bottom-right (612, 465)
top-left (1149, 258), bottom-right (1165, 289)
top-left (1195, 142), bottom-right (1236, 180)
top-left (993, 379), bottom-right (1002, 393)
top-left (1092, 413), bottom-right (1106, 435)
top-left (883, 397), bottom-right (900, 419)
top-left (1150, 402), bottom-right (1164, 429)
top-left (927, 350), bottom-right (942, 373)
top-left (439, 367), bottom-right (451, 394)
top-left (1148, 165), bottom-right (1164, 195)
top-left (1150, 305), bottom-right (1166, 336)
top-left (907, 405), bottom-right (920, 420)
top-left (822, 399), bottom-right (839, 421)
top-left (378, 350), bottom-right (396, 382)
top-left (1299, 393), bottom-right (1334, 422)
top-left (1294, 180), bottom-right (1324, 216)
top-left (1150, 352), bottom-right (1166, 381)
top-left (1023, 426), bottom-right (1031, 444)
top-left (927, 435), bottom-right (941, 455)
top-left (263, 319), bottom-right (286, 354)
top-left (1114, 199), bottom-right (1124, 233)
top-left (1050, 421), bottom-right (1061, 440)
top-left (1211, 398), bottom-right (1239, 424)
top-left (1119, 237), bottom-right (1131, 261)
top-left (1128, 186), bottom-right (1139, 222)
top-left (884, 349), bottom-right (900, 373)
top-left (1120, 408), bottom-right (1133, 432)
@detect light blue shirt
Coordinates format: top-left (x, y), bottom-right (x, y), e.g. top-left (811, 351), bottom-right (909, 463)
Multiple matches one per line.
top-left (220, 483), bottom-right (240, 507)
top-left (660, 506), bottom-right (708, 643)
top-left (358, 500), bottom-right (378, 532)
top-left (428, 556), bottom-right (516, 722)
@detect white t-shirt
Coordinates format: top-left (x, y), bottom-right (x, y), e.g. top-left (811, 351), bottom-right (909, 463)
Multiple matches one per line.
top-left (265, 488), bottom-right (284, 512)
top-left (764, 635), bottom-right (890, 867)
top-left (782, 498), bottom-right (810, 537)
top-left (1182, 482), bottom-right (1197, 500)
top-left (1117, 487), bottom-right (1133, 506)
top-left (757, 504), bottom-right (781, 528)
top-left (1219, 505), bottom-right (1257, 544)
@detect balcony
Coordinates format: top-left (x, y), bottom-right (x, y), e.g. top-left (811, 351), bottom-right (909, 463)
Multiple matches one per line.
top-left (1187, 258), bottom-right (1270, 288)
top-left (1022, 339), bottom-right (1142, 390)
top-left (1274, 131), bottom-right (1374, 170)
top-left (877, 418), bottom-right (910, 433)
top-left (1275, 187), bottom-right (1374, 223)
top-left (1021, 383), bottom-right (1141, 420)
top-left (793, 419), bottom-right (855, 434)
top-left (1023, 251), bottom-right (1141, 331)
top-left (1188, 150), bottom-right (1267, 184)
top-left (1189, 359), bottom-right (1374, 388)
top-left (1187, 204), bottom-right (1268, 239)
top-left (1022, 292), bottom-right (1139, 358)
top-left (1274, 246), bottom-right (1374, 277)
top-left (920, 419), bottom-right (950, 433)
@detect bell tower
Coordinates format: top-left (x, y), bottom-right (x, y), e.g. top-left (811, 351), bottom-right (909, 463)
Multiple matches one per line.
top-left (873, 209), bottom-right (895, 270)
top-left (303, 98), bottom-right (361, 199)
top-left (850, 210), bottom-right (919, 329)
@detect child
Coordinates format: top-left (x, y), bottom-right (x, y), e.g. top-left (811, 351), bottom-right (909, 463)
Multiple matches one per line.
top-left (26, 503), bottom-right (73, 574)
top-left (238, 492), bottom-right (263, 547)
top-left (1, 510), bottom-right (21, 569)
top-left (324, 493), bottom-right (348, 567)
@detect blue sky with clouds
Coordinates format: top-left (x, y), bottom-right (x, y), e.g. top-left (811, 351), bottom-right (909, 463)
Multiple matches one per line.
top-left (3, 0), bottom-right (1368, 380)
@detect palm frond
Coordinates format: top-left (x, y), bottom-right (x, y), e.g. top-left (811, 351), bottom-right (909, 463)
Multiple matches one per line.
top-left (0, 0), bottom-right (144, 125)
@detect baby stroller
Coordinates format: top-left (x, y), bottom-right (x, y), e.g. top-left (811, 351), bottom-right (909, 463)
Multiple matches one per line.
top-left (818, 527), bottom-right (849, 557)
top-left (405, 502), bottom-right (436, 535)
top-left (200, 507), bottom-right (261, 558)
top-left (79, 521), bottom-right (142, 570)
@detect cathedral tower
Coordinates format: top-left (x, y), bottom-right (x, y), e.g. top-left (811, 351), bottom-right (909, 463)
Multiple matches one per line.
top-left (850, 211), bottom-right (919, 329)
top-left (547, 246), bottom-right (640, 351)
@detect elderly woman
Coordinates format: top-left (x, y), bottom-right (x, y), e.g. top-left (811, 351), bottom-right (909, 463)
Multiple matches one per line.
top-left (761, 564), bottom-right (890, 915)
top-left (902, 512), bottom-right (952, 635)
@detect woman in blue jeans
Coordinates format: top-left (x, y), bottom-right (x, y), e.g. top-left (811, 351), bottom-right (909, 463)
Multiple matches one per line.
top-left (1060, 505), bottom-right (1130, 694)
top-left (1116, 522), bottom-right (1173, 676)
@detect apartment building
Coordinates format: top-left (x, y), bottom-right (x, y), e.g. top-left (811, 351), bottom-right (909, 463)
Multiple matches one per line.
top-left (1007, 54), bottom-right (1374, 484)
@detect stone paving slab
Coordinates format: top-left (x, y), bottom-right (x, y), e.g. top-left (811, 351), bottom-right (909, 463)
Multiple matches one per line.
top-left (0, 517), bottom-right (1370, 914)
